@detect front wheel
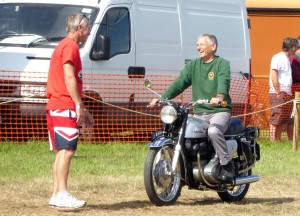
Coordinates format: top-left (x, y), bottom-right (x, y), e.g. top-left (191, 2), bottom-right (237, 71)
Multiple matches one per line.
top-left (217, 145), bottom-right (252, 202)
top-left (144, 146), bottom-right (183, 206)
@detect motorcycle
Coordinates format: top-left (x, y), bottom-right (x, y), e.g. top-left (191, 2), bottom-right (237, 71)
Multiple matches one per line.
top-left (143, 79), bottom-right (260, 206)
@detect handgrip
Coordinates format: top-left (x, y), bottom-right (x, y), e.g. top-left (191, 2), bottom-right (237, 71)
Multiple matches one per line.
top-left (220, 101), bottom-right (227, 107)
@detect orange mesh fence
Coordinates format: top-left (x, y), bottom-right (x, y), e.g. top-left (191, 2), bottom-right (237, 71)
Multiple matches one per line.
top-left (0, 70), bottom-right (297, 143)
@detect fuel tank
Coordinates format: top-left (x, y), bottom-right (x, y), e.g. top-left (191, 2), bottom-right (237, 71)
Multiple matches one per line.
top-left (185, 117), bottom-right (209, 138)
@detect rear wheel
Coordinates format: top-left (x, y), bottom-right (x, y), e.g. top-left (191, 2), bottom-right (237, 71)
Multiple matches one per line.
top-left (217, 145), bottom-right (252, 202)
top-left (144, 146), bottom-right (183, 206)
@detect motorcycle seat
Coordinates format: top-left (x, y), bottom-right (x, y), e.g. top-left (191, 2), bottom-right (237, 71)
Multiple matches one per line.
top-left (224, 118), bottom-right (245, 136)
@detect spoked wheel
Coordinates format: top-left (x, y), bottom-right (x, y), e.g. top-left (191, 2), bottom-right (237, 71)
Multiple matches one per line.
top-left (217, 146), bottom-right (252, 202)
top-left (144, 146), bottom-right (183, 206)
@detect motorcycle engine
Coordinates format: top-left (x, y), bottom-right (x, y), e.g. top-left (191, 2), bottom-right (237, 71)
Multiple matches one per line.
top-left (192, 155), bottom-right (221, 183)
top-left (203, 155), bottom-right (221, 183)
top-left (191, 139), bottom-right (238, 183)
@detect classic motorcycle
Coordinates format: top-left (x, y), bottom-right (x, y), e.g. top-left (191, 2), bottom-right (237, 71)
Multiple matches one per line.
top-left (143, 79), bottom-right (260, 206)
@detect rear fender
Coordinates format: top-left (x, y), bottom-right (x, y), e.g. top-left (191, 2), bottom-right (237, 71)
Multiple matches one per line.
top-left (148, 136), bottom-right (174, 148)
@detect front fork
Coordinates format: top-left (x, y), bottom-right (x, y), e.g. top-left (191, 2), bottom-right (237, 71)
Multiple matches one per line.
top-left (171, 129), bottom-right (183, 173)
top-left (171, 110), bottom-right (188, 173)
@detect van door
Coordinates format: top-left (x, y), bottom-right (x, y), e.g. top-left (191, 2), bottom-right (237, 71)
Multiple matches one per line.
top-left (91, 6), bottom-right (136, 103)
top-left (88, 5), bottom-right (140, 135)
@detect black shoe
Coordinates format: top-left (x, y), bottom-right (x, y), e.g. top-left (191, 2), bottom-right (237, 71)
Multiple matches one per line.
top-left (219, 162), bottom-right (234, 183)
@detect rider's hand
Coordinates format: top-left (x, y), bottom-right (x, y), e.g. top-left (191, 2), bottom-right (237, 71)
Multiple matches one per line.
top-left (210, 97), bottom-right (222, 106)
top-left (149, 98), bottom-right (159, 107)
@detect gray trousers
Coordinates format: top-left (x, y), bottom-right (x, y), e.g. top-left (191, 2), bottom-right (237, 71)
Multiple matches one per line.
top-left (194, 111), bottom-right (231, 165)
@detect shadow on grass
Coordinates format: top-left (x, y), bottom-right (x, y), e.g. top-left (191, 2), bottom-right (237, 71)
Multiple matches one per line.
top-left (86, 200), bottom-right (150, 210)
top-left (83, 197), bottom-right (295, 211)
top-left (185, 196), bottom-right (295, 206)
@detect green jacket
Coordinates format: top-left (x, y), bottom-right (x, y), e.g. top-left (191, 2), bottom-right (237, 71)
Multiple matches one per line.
top-left (162, 56), bottom-right (232, 114)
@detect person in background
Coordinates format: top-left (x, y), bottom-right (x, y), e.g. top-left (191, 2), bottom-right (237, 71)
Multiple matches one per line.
top-left (269, 37), bottom-right (298, 141)
top-left (289, 36), bottom-right (300, 93)
top-left (46, 13), bottom-right (94, 209)
top-left (149, 34), bottom-right (234, 183)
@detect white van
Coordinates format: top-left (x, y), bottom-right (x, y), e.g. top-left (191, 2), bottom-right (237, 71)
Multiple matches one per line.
top-left (0, 0), bottom-right (251, 140)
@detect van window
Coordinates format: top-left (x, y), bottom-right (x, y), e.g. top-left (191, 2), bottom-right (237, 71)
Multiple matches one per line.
top-left (0, 3), bottom-right (98, 44)
top-left (97, 7), bottom-right (130, 57)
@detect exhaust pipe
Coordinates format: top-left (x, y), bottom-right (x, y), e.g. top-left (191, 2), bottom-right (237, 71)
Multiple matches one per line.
top-left (235, 175), bottom-right (260, 186)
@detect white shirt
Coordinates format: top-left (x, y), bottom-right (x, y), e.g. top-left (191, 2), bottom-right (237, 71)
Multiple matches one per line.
top-left (269, 52), bottom-right (292, 95)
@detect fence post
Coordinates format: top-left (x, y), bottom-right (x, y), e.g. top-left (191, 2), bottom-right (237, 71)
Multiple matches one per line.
top-left (292, 92), bottom-right (300, 151)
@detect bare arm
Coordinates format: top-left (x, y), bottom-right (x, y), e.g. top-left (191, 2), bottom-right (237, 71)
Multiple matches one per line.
top-left (271, 69), bottom-right (281, 96)
top-left (63, 62), bottom-right (83, 106)
top-left (63, 62), bottom-right (95, 127)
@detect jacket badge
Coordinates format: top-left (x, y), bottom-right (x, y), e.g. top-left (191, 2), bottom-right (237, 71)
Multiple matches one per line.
top-left (208, 71), bottom-right (214, 80)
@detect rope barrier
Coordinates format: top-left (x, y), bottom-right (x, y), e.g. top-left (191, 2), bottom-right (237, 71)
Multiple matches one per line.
top-left (0, 92), bottom-right (295, 119)
top-left (83, 94), bottom-right (294, 118)
top-left (233, 99), bottom-right (294, 118)
top-left (0, 93), bottom-right (42, 105)
top-left (82, 94), bottom-right (160, 118)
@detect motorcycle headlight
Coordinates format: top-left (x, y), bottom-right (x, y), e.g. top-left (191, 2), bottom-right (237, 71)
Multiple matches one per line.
top-left (160, 105), bottom-right (177, 124)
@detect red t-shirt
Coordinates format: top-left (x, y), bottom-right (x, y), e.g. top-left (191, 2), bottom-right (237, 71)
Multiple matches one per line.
top-left (46, 37), bottom-right (83, 110)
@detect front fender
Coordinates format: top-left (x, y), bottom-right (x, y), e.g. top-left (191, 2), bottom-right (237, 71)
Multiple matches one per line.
top-left (148, 136), bottom-right (175, 148)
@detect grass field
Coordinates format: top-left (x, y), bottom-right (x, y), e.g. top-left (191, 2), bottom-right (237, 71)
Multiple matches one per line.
top-left (0, 139), bottom-right (300, 216)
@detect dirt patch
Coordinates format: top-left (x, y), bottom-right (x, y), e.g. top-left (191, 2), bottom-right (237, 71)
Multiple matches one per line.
top-left (0, 176), bottom-right (299, 216)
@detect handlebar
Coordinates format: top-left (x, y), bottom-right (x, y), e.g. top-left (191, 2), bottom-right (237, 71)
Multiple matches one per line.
top-left (145, 80), bottom-right (227, 108)
top-left (193, 99), bottom-right (227, 107)
top-left (148, 98), bottom-right (227, 108)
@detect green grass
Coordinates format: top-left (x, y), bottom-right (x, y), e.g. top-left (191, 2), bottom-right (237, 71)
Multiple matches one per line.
top-left (254, 138), bottom-right (300, 177)
top-left (0, 141), bottom-right (149, 184)
top-left (0, 138), bottom-right (299, 185)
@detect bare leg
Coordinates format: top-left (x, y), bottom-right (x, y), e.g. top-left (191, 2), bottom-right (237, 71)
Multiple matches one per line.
top-left (53, 149), bottom-right (75, 194)
top-left (52, 154), bottom-right (58, 195)
top-left (286, 123), bottom-right (294, 141)
top-left (270, 124), bottom-right (283, 141)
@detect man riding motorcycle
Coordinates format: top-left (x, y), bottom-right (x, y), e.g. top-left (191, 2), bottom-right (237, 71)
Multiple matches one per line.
top-left (149, 34), bottom-right (234, 182)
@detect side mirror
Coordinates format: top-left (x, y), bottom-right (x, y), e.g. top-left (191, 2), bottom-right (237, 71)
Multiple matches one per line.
top-left (144, 79), bottom-right (162, 98)
top-left (90, 35), bottom-right (111, 60)
top-left (144, 79), bottom-right (152, 89)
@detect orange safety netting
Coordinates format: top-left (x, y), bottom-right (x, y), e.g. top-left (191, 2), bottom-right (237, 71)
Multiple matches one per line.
top-left (0, 70), bottom-right (298, 143)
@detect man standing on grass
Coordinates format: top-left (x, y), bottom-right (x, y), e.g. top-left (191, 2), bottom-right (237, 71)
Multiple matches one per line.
top-left (46, 13), bottom-right (94, 210)
top-left (269, 37), bottom-right (298, 141)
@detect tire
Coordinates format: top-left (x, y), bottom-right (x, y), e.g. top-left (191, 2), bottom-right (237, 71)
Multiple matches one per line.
top-left (217, 145), bottom-right (252, 202)
top-left (144, 146), bottom-right (183, 206)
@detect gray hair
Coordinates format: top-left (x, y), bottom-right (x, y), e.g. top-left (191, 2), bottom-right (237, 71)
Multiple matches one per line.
top-left (199, 34), bottom-right (218, 51)
top-left (66, 13), bottom-right (89, 33)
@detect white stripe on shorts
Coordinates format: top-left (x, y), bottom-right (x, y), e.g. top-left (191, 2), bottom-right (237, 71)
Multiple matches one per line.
top-left (50, 109), bottom-right (76, 118)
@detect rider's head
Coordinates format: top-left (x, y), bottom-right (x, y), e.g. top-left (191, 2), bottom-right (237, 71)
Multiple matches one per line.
top-left (196, 34), bottom-right (218, 63)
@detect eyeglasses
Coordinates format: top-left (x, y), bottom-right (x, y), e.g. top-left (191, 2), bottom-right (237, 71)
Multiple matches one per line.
top-left (78, 14), bottom-right (88, 26)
